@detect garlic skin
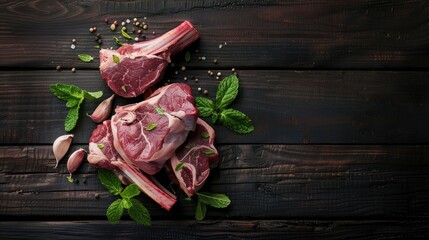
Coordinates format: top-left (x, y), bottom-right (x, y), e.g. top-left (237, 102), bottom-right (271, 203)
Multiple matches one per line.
top-left (53, 134), bottom-right (74, 168)
top-left (67, 148), bottom-right (86, 175)
top-left (90, 94), bottom-right (115, 123)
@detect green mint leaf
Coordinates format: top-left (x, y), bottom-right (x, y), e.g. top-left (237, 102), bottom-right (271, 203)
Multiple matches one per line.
top-left (175, 162), bottom-right (185, 171)
top-left (50, 83), bottom-right (84, 100)
top-left (113, 36), bottom-right (123, 46)
top-left (64, 101), bottom-right (82, 132)
top-left (184, 197), bottom-right (192, 201)
top-left (215, 75), bottom-right (239, 110)
top-left (77, 54), bottom-right (94, 62)
top-left (121, 29), bottom-right (134, 40)
top-left (146, 123), bottom-right (157, 131)
top-left (65, 97), bottom-right (80, 108)
top-left (195, 200), bottom-right (207, 220)
top-left (66, 176), bottom-right (74, 183)
top-left (83, 90), bottom-right (103, 99)
top-left (121, 198), bottom-right (133, 209)
top-left (195, 97), bottom-right (214, 117)
top-left (120, 183), bottom-right (140, 199)
top-left (98, 169), bottom-right (123, 195)
top-left (185, 50), bottom-right (191, 62)
top-left (97, 143), bottom-right (105, 149)
top-left (106, 199), bottom-right (124, 224)
top-left (128, 198), bottom-right (151, 225)
top-left (201, 131), bottom-right (210, 138)
top-left (197, 192), bottom-right (231, 208)
top-left (121, 85), bottom-right (127, 92)
top-left (113, 55), bottom-right (120, 64)
top-left (94, 45), bottom-right (101, 49)
top-left (220, 108), bottom-right (254, 134)
top-left (155, 107), bottom-right (165, 115)
top-left (202, 149), bottom-right (216, 156)
top-left (212, 111), bottom-right (219, 124)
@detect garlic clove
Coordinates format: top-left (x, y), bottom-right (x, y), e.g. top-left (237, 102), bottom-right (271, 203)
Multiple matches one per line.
top-left (67, 148), bottom-right (86, 175)
top-left (90, 94), bottom-right (115, 123)
top-left (53, 134), bottom-right (74, 168)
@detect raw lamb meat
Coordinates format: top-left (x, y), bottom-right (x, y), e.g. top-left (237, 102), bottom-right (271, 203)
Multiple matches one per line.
top-left (168, 118), bottom-right (219, 197)
top-left (111, 83), bottom-right (198, 175)
top-left (99, 21), bottom-right (200, 98)
top-left (88, 121), bottom-right (177, 211)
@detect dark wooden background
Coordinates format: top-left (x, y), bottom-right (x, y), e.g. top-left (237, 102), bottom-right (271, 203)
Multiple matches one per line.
top-left (1, 0), bottom-right (429, 239)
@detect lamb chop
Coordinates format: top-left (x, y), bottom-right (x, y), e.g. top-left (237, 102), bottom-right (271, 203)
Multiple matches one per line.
top-left (99, 21), bottom-right (200, 98)
top-left (167, 118), bottom-right (219, 197)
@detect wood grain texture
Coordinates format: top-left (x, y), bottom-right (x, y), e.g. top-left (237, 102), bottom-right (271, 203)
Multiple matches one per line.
top-left (0, 0), bottom-right (428, 69)
top-left (1, 145), bottom-right (429, 219)
top-left (1, 220), bottom-right (428, 240)
top-left (1, 70), bottom-right (429, 145)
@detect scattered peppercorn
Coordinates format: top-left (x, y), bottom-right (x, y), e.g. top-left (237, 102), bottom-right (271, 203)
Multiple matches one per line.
top-left (72, 38), bottom-right (76, 43)
top-left (203, 89), bottom-right (209, 95)
top-left (98, 39), bottom-right (102, 44)
top-left (70, 44), bottom-right (76, 50)
top-left (121, 21), bottom-right (126, 26)
top-left (183, 76), bottom-right (188, 81)
top-left (217, 72), bottom-right (222, 76)
top-left (137, 29), bottom-right (143, 35)
top-left (110, 24), bottom-right (116, 31)
top-left (113, 20), bottom-right (119, 26)
top-left (89, 27), bottom-right (94, 32)
top-left (143, 24), bottom-right (148, 30)
top-left (134, 37), bottom-right (139, 41)
top-left (231, 68), bottom-right (236, 72)
top-left (104, 18), bottom-right (109, 23)
top-left (194, 78), bottom-right (199, 83)
top-left (198, 87), bottom-right (202, 91)
top-left (96, 33), bottom-right (101, 38)
top-left (152, 31), bottom-right (156, 35)
top-left (71, 68), bottom-right (76, 73)
top-left (213, 58), bottom-right (218, 64)
top-left (216, 76), bottom-right (220, 80)
top-left (95, 193), bottom-right (100, 198)
top-left (93, 27), bottom-right (97, 31)
top-left (181, 66), bottom-right (186, 71)
top-left (135, 22), bottom-right (140, 26)
top-left (56, 65), bottom-right (61, 71)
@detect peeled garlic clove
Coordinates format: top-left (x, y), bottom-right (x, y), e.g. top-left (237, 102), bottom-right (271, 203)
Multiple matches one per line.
top-left (67, 148), bottom-right (86, 175)
top-left (90, 94), bottom-right (115, 123)
top-left (53, 134), bottom-right (74, 168)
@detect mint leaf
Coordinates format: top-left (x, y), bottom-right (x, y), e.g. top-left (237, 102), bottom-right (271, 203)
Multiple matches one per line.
top-left (195, 200), bottom-right (207, 220)
top-left (202, 149), bottom-right (216, 156)
top-left (113, 55), bottom-right (120, 64)
top-left (98, 169), bottom-right (123, 195)
top-left (128, 198), bottom-right (151, 225)
top-left (64, 101), bottom-right (82, 132)
top-left (195, 97), bottom-right (214, 117)
top-left (212, 111), bottom-right (219, 124)
top-left (121, 29), bottom-right (134, 40)
top-left (175, 162), bottom-right (185, 171)
top-left (146, 123), bottom-right (157, 131)
top-left (83, 90), bottom-right (103, 99)
top-left (220, 108), bottom-right (254, 134)
top-left (201, 131), bottom-right (210, 138)
top-left (97, 143), bottom-right (105, 149)
top-left (50, 83), bottom-right (103, 131)
top-left (121, 198), bottom-right (133, 209)
top-left (50, 83), bottom-right (84, 100)
top-left (155, 107), bottom-right (165, 115)
top-left (197, 192), bottom-right (231, 208)
top-left (215, 75), bottom-right (239, 110)
top-left (66, 176), bottom-right (74, 183)
top-left (120, 183), bottom-right (140, 199)
top-left (106, 199), bottom-right (123, 224)
top-left (77, 54), bottom-right (94, 62)
top-left (185, 50), bottom-right (191, 62)
top-left (113, 36), bottom-right (123, 46)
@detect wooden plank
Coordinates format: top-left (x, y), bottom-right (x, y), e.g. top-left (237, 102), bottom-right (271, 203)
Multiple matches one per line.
top-left (1, 220), bottom-right (428, 239)
top-left (1, 145), bottom-right (429, 219)
top-left (0, 0), bottom-right (428, 69)
top-left (1, 70), bottom-right (429, 144)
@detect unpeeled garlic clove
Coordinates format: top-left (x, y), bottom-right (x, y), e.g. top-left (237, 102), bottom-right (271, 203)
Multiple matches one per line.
top-left (67, 148), bottom-right (86, 175)
top-left (53, 134), bottom-right (74, 168)
top-left (90, 94), bottom-right (115, 123)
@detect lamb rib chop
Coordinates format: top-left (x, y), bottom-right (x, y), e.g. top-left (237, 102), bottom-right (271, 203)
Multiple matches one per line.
top-left (168, 118), bottom-right (219, 197)
top-left (88, 121), bottom-right (177, 211)
top-left (100, 21), bottom-right (200, 98)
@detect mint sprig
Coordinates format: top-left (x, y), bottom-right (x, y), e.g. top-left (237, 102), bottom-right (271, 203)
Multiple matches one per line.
top-left (50, 83), bottom-right (102, 131)
top-left (98, 169), bottom-right (151, 225)
top-left (195, 75), bottom-right (254, 133)
top-left (192, 192), bottom-right (231, 220)
top-left (77, 54), bottom-right (94, 62)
